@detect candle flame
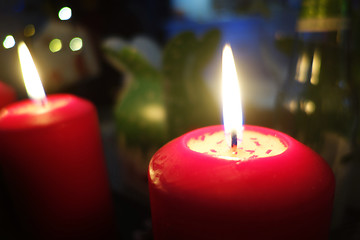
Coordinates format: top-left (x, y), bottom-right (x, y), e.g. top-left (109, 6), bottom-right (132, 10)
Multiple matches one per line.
top-left (222, 44), bottom-right (243, 148)
top-left (18, 42), bottom-right (47, 105)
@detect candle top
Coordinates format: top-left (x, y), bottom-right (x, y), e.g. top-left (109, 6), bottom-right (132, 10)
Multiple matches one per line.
top-left (0, 94), bottom-right (94, 130)
top-left (187, 129), bottom-right (287, 161)
top-left (2, 97), bottom-right (68, 116)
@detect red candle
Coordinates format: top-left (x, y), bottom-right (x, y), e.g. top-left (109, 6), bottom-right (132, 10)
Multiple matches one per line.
top-left (148, 44), bottom-right (335, 239)
top-left (149, 125), bottom-right (334, 240)
top-left (0, 81), bottom-right (16, 108)
top-left (0, 42), bottom-right (115, 239)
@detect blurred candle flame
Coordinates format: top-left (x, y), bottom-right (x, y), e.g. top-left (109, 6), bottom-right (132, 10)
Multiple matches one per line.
top-left (18, 42), bottom-right (47, 105)
top-left (222, 44), bottom-right (243, 148)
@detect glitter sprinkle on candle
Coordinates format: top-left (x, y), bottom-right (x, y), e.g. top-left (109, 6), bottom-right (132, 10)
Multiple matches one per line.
top-left (187, 130), bottom-right (287, 161)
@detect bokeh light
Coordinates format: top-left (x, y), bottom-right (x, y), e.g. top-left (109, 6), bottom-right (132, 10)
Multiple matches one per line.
top-left (3, 35), bottom-right (16, 49)
top-left (69, 37), bottom-right (83, 51)
top-left (58, 7), bottom-right (72, 21)
top-left (24, 24), bottom-right (36, 37)
top-left (49, 39), bottom-right (62, 53)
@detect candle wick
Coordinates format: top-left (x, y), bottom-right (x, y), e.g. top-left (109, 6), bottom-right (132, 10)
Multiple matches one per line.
top-left (36, 98), bottom-right (48, 107)
top-left (231, 131), bottom-right (237, 151)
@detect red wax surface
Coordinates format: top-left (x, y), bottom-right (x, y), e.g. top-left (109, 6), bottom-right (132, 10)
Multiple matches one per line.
top-left (0, 81), bottom-right (16, 108)
top-left (148, 125), bottom-right (335, 240)
top-left (0, 94), bottom-right (115, 239)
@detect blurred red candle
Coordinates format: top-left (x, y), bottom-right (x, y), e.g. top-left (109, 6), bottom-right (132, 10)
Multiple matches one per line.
top-left (0, 42), bottom-right (115, 239)
top-left (0, 81), bottom-right (16, 108)
top-left (148, 45), bottom-right (335, 240)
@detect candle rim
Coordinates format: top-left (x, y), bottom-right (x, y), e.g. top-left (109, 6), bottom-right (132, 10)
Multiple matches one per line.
top-left (0, 94), bottom-right (95, 131)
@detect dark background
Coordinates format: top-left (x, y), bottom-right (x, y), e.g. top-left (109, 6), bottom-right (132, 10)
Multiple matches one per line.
top-left (0, 0), bottom-right (359, 239)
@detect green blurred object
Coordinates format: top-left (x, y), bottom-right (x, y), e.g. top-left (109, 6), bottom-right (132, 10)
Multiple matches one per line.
top-left (105, 47), bottom-right (167, 152)
top-left (276, 0), bottom-right (356, 164)
top-left (163, 29), bottom-right (221, 138)
top-left (103, 29), bottom-right (221, 161)
top-left (299, 0), bottom-right (347, 19)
